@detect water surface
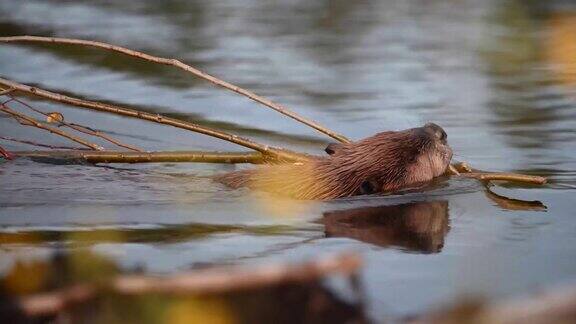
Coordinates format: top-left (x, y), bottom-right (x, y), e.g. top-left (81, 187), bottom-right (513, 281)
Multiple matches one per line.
top-left (1, 0), bottom-right (576, 321)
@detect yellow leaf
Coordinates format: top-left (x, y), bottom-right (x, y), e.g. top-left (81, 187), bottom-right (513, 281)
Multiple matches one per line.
top-left (46, 112), bottom-right (64, 123)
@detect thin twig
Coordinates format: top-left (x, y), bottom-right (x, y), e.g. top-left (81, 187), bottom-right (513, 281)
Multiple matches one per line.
top-left (0, 77), bottom-right (311, 163)
top-left (450, 161), bottom-right (547, 185)
top-left (64, 123), bottom-right (143, 151)
top-left (0, 87), bottom-right (14, 96)
top-left (451, 161), bottom-right (473, 173)
top-left (0, 144), bottom-right (13, 160)
top-left (0, 136), bottom-right (90, 150)
top-left (447, 164), bottom-right (460, 175)
top-left (461, 172), bottom-right (547, 185)
top-left (0, 35), bottom-right (350, 143)
top-left (7, 94), bottom-right (143, 152)
top-left (14, 150), bottom-right (266, 164)
top-left (14, 253), bottom-right (361, 317)
top-left (0, 104), bottom-right (104, 150)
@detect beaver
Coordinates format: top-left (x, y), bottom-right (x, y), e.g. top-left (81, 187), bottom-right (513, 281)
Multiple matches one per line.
top-left (215, 123), bottom-right (453, 200)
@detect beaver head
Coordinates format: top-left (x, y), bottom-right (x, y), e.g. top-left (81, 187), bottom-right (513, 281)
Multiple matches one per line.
top-left (216, 123), bottom-right (453, 200)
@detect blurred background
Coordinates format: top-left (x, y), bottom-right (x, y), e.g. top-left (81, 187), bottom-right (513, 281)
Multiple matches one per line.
top-left (1, 0), bottom-right (576, 322)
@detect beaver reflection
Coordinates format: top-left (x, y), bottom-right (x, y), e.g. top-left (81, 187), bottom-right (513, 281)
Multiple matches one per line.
top-left (319, 201), bottom-right (449, 253)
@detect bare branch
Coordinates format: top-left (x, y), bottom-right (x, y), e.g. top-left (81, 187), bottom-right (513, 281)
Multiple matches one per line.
top-left (0, 87), bottom-right (14, 96)
top-left (0, 104), bottom-right (104, 150)
top-left (7, 94), bottom-right (143, 152)
top-left (451, 161), bottom-right (473, 173)
top-left (64, 122), bottom-right (143, 151)
top-left (14, 150), bottom-right (266, 164)
top-left (0, 35), bottom-right (350, 143)
top-left (0, 77), bottom-right (311, 163)
top-left (461, 172), bottom-right (547, 185)
top-left (450, 161), bottom-right (547, 185)
top-left (446, 164), bottom-right (460, 175)
top-left (0, 144), bottom-right (13, 160)
top-left (0, 135), bottom-right (90, 150)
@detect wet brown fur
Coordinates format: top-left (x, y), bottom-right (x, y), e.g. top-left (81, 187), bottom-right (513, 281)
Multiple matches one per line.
top-left (215, 123), bottom-right (452, 200)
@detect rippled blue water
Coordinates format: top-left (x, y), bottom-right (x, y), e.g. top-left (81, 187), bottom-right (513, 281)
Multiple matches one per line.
top-left (1, 0), bottom-right (576, 320)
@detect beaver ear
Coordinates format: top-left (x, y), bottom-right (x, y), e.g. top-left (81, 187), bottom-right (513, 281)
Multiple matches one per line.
top-left (325, 143), bottom-right (344, 155)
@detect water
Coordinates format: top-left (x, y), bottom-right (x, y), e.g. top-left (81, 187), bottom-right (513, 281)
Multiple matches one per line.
top-left (1, 0), bottom-right (576, 321)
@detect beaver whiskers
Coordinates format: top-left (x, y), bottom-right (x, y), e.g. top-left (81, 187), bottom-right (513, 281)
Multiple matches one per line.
top-left (215, 123), bottom-right (453, 200)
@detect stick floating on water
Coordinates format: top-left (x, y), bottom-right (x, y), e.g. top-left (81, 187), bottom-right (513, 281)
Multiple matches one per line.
top-left (15, 150), bottom-right (266, 164)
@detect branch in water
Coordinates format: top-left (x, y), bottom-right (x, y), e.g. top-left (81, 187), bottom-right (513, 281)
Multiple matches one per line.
top-left (0, 35), bottom-right (350, 143)
top-left (450, 161), bottom-right (547, 185)
top-left (0, 135), bottom-right (90, 150)
top-left (0, 87), bottom-right (15, 96)
top-left (451, 161), bottom-right (473, 173)
top-left (0, 104), bottom-right (104, 151)
top-left (5, 95), bottom-right (142, 152)
top-left (461, 172), bottom-right (547, 185)
top-left (0, 78), bottom-right (311, 163)
top-left (0, 144), bottom-right (13, 160)
top-left (14, 253), bottom-right (361, 317)
top-left (14, 150), bottom-right (266, 164)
